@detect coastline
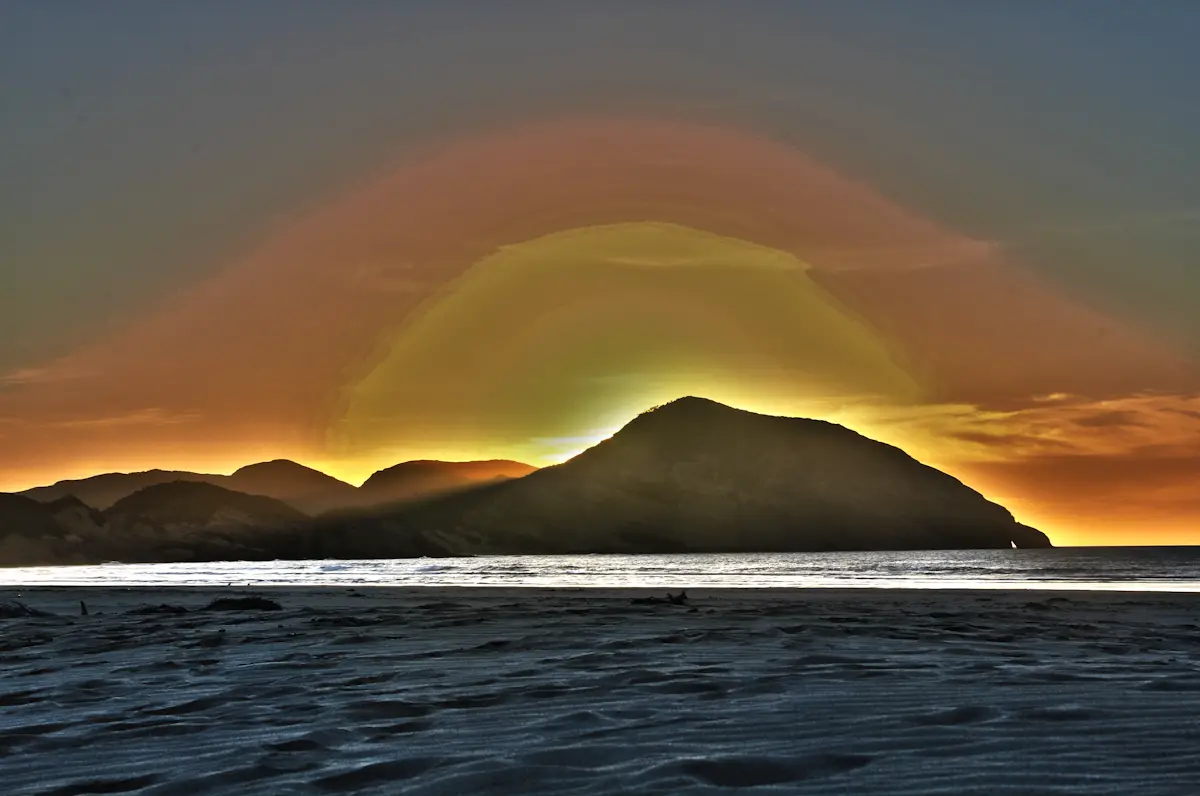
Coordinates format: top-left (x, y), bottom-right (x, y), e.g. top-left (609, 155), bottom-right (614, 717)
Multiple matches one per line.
top-left (4, 586), bottom-right (1200, 794)
top-left (4, 546), bottom-right (1200, 592)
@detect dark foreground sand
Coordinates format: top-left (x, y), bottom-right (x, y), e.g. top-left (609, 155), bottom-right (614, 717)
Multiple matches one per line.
top-left (2, 587), bottom-right (1200, 795)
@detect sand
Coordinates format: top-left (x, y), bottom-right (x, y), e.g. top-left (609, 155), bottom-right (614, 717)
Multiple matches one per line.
top-left (2, 587), bottom-right (1200, 795)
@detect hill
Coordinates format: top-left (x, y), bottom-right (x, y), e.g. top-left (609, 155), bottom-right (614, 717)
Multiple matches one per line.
top-left (2, 482), bottom-right (309, 566)
top-left (107, 480), bottom-right (306, 527)
top-left (225, 460), bottom-right (358, 514)
top-left (100, 481), bottom-right (308, 563)
top-left (354, 459), bottom-right (538, 507)
top-left (0, 493), bottom-right (75, 566)
top-left (19, 459), bottom-right (535, 515)
top-left (314, 397), bottom-right (1050, 557)
top-left (3, 398), bottom-right (1050, 564)
top-left (20, 470), bottom-right (218, 510)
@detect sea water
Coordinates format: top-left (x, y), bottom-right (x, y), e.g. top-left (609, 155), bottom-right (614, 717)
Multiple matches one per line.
top-left (3, 547), bottom-right (1200, 590)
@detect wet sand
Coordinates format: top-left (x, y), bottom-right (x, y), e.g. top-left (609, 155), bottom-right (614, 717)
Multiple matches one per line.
top-left (3, 587), bottom-right (1200, 795)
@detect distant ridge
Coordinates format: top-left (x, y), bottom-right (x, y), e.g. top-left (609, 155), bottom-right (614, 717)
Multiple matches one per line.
top-left (2, 397), bottom-right (1050, 565)
top-left (313, 397), bottom-right (1051, 557)
top-left (226, 460), bottom-right (358, 514)
top-left (20, 469), bottom-right (217, 511)
top-left (106, 481), bottom-right (306, 528)
top-left (355, 459), bottom-right (538, 507)
top-left (0, 493), bottom-right (69, 566)
top-left (18, 458), bottom-right (537, 514)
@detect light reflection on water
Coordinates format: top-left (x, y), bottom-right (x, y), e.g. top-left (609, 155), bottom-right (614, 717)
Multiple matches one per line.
top-left (3, 548), bottom-right (1200, 591)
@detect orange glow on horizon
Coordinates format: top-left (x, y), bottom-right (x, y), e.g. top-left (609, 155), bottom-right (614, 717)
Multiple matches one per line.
top-left (3, 391), bottom-right (1195, 548)
top-left (1, 117), bottom-right (1197, 546)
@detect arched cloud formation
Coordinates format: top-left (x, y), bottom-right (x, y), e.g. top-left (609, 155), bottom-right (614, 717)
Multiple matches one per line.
top-left (2, 118), bottom-right (1196, 543)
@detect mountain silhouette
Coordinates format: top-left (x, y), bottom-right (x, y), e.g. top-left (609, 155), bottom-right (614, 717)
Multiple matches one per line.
top-left (315, 397), bottom-right (1051, 557)
top-left (0, 493), bottom-right (73, 565)
top-left (225, 460), bottom-right (357, 514)
top-left (44, 495), bottom-right (106, 537)
top-left (354, 459), bottom-right (538, 508)
top-left (18, 461), bottom-right (355, 513)
top-left (18, 458), bottom-right (536, 515)
top-left (20, 469), bottom-right (219, 510)
top-left (98, 481), bottom-right (308, 563)
top-left (106, 481), bottom-right (306, 527)
top-left (2, 398), bottom-right (1051, 565)
top-left (1, 481), bottom-right (308, 565)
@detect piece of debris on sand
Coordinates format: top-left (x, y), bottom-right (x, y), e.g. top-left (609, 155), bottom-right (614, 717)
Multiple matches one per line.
top-left (631, 590), bottom-right (689, 606)
top-left (203, 596), bottom-right (283, 612)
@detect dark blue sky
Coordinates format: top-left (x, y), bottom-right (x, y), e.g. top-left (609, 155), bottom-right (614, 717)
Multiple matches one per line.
top-left (3, 1), bottom-right (1199, 371)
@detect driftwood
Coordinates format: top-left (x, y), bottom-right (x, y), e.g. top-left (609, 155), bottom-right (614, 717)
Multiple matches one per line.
top-left (631, 590), bottom-right (689, 607)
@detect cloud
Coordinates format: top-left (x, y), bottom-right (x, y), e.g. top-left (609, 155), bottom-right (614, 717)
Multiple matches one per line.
top-left (856, 392), bottom-right (1200, 464)
top-left (947, 429), bottom-right (1080, 452)
top-left (1019, 207), bottom-right (1200, 239)
top-left (601, 254), bottom-right (804, 270)
top-left (0, 366), bottom-right (89, 387)
top-left (46, 408), bottom-right (203, 430)
top-left (958, 450), bottom-right (1200, 516)
top-left (0, 368), bottom-right (50, 385)
top-left (350, 262), bottom-right (432, 293)
top-left (1072, 410), bottom-right (1147, 429)
top-left (856, 392), bottom-right (1200, 541)
top-left (1031, 392), bottom-right (1075, 403)
top-left (807, 239), bottom-right (999, 273)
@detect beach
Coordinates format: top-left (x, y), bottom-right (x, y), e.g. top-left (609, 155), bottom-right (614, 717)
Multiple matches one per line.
top-left (3, 586), bottom-right (1199, 795)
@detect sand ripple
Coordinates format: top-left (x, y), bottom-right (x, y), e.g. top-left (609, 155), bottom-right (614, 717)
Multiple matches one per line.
top-left (2, 587), bottom-right (1200, 794)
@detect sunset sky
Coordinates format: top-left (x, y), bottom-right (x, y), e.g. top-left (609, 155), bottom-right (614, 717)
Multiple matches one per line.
top-left (2, 3), bottom-right (1199, 545)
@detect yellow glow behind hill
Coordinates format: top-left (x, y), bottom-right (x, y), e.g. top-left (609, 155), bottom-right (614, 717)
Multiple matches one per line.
top-left (326, 222), bottom-right (924, 470)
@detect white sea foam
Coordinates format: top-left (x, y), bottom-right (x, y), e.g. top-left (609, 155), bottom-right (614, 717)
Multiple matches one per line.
top-left (2, 549), bottom-right (1200, 591)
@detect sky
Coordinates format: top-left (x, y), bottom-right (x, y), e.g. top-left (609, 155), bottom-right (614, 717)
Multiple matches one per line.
top-left (2, 2), bottom-right (1199, 545)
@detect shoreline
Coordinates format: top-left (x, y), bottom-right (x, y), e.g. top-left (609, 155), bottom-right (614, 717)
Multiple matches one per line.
top-left (10, 583), bottom-right (1200, 597)
top-left (5, 546), bottom-right (1200, 593)
top-left (6, 579), bottom-right (1200, 593)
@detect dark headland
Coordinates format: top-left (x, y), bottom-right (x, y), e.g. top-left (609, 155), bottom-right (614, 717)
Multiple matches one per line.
top-left (0, 397), bottom-right (1050, 566)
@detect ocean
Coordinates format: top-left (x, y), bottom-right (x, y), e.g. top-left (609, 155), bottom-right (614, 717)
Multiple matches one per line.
top-left (3, 547), bottom-right (1200, 590)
